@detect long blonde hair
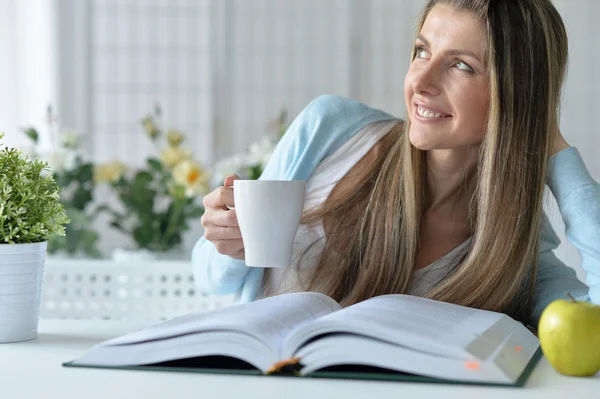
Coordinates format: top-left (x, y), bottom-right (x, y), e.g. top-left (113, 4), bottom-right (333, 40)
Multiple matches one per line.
top-left (267, 0), bottom-right (568, 323)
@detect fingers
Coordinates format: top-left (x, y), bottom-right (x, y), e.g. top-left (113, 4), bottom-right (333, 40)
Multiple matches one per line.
top-left (201, 208), bottom-right (239, 227)
top-left (202, 225), bottom-right (242, 241)
top-left (231, 247), bottom-right (245, 261)
top-left (202, 174), bottom-right (240, 209)
top-left (223, 174), bottom-right (241, 189)
top-left (201, 174), bottom-right (245, 260)
top-left (213, 239), bottom-right (245, 257)
top-left (203, 186), bottom-right (235, 210)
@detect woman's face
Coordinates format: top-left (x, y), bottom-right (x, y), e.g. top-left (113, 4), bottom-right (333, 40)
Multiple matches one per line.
top-left (404, 4), bottom-right (490, 151)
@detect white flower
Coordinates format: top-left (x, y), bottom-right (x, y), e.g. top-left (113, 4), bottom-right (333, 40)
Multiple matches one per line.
top-left (247, 136), bottom-right (276, 166)
top-left (60, 130), bottom-right (82, 150)
top-left (166, 130), bottom-right (184, 147)
top-left (63, 151), bottom-right (78, 171)
top-left (42, 150), bottom-right (67, 172)
top-left (172, 160), bottom-right (209, 197)
top-left (211, 154), bottom-right (247, 187)
top-left (160, 146), bottom-right (191, 169)
top-left (210, 136), bottom-right (277, 187)
top-left (94, 160), bottom-right (127, 183)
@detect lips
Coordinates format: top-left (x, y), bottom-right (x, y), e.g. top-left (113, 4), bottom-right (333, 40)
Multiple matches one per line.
top-left (415, 102), bottom-right (451, 115)
top-left (416, 106), bottom-right (451, 119)
top-left (413, 101), bottom-right (452, 121)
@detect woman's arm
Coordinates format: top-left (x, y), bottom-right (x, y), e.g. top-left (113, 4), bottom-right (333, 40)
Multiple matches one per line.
top-left (191, 95), bottom-right (398, 301)
top-left (190, 97), bottom-right (323, 297)
top-left (530, 147), bottom-right (600, 326)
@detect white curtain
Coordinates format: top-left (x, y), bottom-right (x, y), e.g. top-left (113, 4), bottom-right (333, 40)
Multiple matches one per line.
top-left (0, 0), bottom-right (60, 151)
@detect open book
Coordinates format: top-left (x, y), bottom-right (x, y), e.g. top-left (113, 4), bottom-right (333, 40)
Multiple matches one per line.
top-left (65, 292), bottom-right (542, 386)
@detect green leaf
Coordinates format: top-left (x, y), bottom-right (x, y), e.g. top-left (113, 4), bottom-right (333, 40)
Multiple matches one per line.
top-left (22, 127), bottom-right (39, 143)
top-left (85, 247), bottom-right (104, 259)
top-left (118, 193), bottom-right (136, 210)
top-left (248, 165), bottom-right (263, 180)
top-left (72, 187), bottom-right (93, 210)
top-left (0, 137), bottom-right (69, 243)
top-left (54, 171), bottom-right (73, 188)
top-left (147, 158), bottom-right (163, 172)
top-left (80, 230), bottom-right (99, 247)
top-left (133, 171), bottom-right (153, 186)
top-left (110, 221), bottom-right (127, 234)
top-left (114, 175), bottom-right (129, 187)
top-left (76, 163), bottom-right (93, 183)
top-left (66, 230), bottom-right (79, 253)
top-left (47, 234), bottom-right (66, 253)
top-left (167, 234), bottom-right (182, 248)
top-left (130, 172), bottom-right (156, 212)
top-left (186, 206), bottom-right (205, 218)
top-left (133, 221), bottom-right (154, 247)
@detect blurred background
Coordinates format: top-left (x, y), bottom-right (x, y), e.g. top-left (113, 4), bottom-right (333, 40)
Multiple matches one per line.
top-left (0, 0), bottom-right (597, 281)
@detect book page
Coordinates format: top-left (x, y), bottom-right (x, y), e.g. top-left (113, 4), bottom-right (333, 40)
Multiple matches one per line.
top-left (283, 294), bottom-right (533, 361)
top-left (101, 291), bottom-right (340, 355)
top-left (72, 331), bottom-right (277, 371)
top-left (295, 335), bottom-right (515, 384)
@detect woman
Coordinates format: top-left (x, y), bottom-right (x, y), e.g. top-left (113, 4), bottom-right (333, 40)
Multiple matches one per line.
top-left (193, 0), bottom-right (599, 328)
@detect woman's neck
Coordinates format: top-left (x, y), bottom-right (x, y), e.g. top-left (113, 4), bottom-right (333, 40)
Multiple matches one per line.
top-left (424, 147), bottom-right (479, 218)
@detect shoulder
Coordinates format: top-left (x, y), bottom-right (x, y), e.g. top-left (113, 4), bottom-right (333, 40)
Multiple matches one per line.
top-left (300, 94), bottom-right (371, 117)
top-left (293, 95), bottom-right (400, 157)
top-left (299, 94), bottom-right (396, 124)
top-left (260, 95), bottom-right (400, 181)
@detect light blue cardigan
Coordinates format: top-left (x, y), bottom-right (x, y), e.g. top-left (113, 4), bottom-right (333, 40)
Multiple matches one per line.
top-left (192, 95), bottom-right (599, 327)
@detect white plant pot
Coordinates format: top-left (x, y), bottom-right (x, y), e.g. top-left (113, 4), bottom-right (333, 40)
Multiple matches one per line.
top-left (0, 241), bottom-right (47, 343)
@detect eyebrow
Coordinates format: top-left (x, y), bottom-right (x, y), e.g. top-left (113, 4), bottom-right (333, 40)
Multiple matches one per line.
top-left (416, 34), bottom-right (483, 64)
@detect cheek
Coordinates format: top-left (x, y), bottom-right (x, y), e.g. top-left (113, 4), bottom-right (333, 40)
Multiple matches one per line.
top-left (467, 102), bottom-right (489, 142)
top-left (473, 96), bottom-right (490, 131)
top-left (457, 86), bottom-right (489, 137)
top-left (403, 69), bottom-right (415, 105)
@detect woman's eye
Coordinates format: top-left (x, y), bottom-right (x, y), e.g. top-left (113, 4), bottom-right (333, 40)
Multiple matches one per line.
top-left (415, 47), bottom-right (429, 59)
top-left (454, 60), bottom-right (474, 72)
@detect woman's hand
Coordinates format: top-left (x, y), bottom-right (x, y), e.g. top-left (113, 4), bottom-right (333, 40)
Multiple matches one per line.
top-left (551, 129), bottom-right (571, 157)
top-left (201, 174), bottom-right (245, 261)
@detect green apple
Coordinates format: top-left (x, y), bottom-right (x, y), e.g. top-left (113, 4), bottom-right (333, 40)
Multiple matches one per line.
top-left (538, 296), bottom-right (600, 377)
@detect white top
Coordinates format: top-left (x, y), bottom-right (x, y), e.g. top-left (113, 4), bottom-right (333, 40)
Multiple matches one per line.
top-left (265, 121), bottom-right (471, 297)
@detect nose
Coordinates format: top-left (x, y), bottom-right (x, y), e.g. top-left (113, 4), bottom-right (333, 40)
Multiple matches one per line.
top-left (411, 64), bottom-right (441, 97)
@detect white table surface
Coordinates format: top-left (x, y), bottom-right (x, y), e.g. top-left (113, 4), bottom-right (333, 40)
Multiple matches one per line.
top-left (0, 319), bottom-right (598, 399)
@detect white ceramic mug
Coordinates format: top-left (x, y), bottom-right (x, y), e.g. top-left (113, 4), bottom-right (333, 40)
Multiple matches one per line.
top-left (233, 180), bottom-right (306, 267)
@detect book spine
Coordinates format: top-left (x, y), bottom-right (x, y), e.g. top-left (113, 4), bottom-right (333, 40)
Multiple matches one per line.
top-left (266, 357), bottom-right (303, 376)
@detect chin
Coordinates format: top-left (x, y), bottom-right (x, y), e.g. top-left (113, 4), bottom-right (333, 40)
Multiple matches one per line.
top-left (408, 130), bottom-right (437, 150)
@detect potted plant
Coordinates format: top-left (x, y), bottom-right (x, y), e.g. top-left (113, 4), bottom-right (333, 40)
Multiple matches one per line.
top-left (0, 133), bottom-right (70, 343)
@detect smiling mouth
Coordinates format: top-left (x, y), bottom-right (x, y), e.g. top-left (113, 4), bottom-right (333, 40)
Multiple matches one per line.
top-left (415, 105), bottom-right (452, 119)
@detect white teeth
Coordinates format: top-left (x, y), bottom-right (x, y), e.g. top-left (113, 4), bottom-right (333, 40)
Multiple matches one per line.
top-left (417, 106), bottom-right (447, 119)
